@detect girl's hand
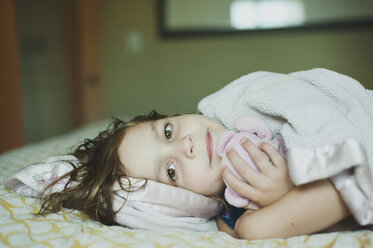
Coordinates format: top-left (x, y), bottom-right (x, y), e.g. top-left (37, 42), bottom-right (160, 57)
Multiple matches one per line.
top-left (222, 138), bottom-right (294, 208)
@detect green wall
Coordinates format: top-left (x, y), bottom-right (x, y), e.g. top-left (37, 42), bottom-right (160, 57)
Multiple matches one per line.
top-left (102, 0), bottom-right (373, 117)
top-left (15, 0), bottom-right (373, 145)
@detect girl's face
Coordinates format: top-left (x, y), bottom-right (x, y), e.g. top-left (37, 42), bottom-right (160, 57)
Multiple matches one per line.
top-left (118, 114), bottom-right (227, 196)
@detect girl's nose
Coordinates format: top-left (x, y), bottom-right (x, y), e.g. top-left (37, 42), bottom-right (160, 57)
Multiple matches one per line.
top-left (182, 135), bottom-right (195, 159)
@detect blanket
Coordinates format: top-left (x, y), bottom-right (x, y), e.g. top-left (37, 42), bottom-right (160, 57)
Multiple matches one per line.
top-left (198, 68), bottom-right (373, 225)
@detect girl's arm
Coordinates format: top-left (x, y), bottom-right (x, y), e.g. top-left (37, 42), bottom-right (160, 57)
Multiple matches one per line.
top-left (216, 216), bottom-right (237, 238)
top-left (234, 179), bottom-right (350, 240)
top-left (216, 180), bottom-right (351, 239)
top-left (221, 138), bottom-right (351, 239)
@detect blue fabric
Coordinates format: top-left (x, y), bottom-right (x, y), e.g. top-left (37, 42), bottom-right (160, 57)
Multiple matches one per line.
top-left (219, 204), bottom-right (246, 230)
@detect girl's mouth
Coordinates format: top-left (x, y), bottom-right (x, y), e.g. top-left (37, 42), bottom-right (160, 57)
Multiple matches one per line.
top-left (206, 131), bottom-right (213, 165)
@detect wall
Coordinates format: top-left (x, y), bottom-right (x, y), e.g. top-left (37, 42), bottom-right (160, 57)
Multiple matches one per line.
top-left (101, 0), bottom-right (373, 118)
top-left (14, 0), bottom-right (373, 145)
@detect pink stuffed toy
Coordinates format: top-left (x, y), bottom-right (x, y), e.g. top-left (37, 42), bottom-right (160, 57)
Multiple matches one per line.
top-left (218, 115), bottom-right (287, 208)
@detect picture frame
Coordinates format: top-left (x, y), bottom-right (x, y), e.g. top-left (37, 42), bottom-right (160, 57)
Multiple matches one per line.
top-left (157, 0), bottom-right (373, 38)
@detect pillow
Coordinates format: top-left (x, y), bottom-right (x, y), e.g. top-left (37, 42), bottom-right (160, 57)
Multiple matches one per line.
top-left (4, 155), bottom-right (224, 232)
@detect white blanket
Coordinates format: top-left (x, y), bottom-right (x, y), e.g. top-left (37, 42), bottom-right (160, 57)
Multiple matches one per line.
top-left (198, 68), bottom-right (373, 225)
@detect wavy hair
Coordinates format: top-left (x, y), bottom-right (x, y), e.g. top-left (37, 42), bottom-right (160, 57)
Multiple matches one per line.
top-left (37, 110), bottom-right (168, 225)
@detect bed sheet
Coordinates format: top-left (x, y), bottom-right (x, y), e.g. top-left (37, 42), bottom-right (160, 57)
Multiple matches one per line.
top-left (0, 119), bottom-right (372, 248)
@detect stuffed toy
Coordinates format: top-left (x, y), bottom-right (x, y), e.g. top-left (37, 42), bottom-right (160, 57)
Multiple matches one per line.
top-left (218, 115), bottom-right (287, 208)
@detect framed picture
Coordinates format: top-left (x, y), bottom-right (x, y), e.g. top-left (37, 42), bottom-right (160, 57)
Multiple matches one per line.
top-left (157, 0), bottom-right (373, 37)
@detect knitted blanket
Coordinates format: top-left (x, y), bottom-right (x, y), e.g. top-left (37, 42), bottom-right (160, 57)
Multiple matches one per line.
top-left (198, 68), bottom-right (373, 225)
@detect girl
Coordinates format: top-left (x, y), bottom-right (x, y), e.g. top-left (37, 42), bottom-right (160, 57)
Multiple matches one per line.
top-left (115, 111), bottom-right (350, 239)
top-left (26, 68), bottom-right (373, 239)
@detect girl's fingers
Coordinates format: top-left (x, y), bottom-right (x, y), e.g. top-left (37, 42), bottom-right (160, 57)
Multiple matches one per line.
top-left (222, 167), bottom-right (258, 202)
top-left (226, 148), bottom-right (264, 188)
top-left (240, 139), bottom-right (274, 176)
top-left (243, 202), bottom-right (260, 211)
top-left (259, 142), bottom-right (287, 170)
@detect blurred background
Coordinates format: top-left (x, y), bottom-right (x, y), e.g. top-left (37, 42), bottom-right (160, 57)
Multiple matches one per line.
top-left (1, 0), bottom-right (372, 153)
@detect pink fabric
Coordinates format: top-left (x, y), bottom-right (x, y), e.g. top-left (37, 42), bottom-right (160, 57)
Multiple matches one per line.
top-left (218, 116), bottom-right (287, 208)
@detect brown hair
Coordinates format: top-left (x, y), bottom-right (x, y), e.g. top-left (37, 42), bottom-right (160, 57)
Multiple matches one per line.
top-left (37, 110), bottom-right (168, 226)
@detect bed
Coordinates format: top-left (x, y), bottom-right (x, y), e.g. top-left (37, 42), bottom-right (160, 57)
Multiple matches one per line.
top-left (1, 118), bottom-right (372, 247)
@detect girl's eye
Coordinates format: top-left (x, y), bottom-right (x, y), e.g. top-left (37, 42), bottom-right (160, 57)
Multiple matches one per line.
top-left (164, 123), bottom-right (173, 140)
top-left (167, 163), bottom-right (176, 182)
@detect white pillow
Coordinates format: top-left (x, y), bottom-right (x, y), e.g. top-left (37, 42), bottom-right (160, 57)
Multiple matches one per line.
top-left (4, 155), bottom-right (224, 232)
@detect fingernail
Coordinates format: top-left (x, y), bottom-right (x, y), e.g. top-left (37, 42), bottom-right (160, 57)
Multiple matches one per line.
top-left (239, 137), bottom-right (248, 145)
top-left (226, 147), bottom-right (233, 153)
top-left (258, 141), bottom-right (265, 149)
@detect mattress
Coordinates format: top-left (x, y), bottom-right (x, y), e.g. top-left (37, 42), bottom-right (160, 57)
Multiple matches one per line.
top-left (1, 119), bottom-right (372, 247)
